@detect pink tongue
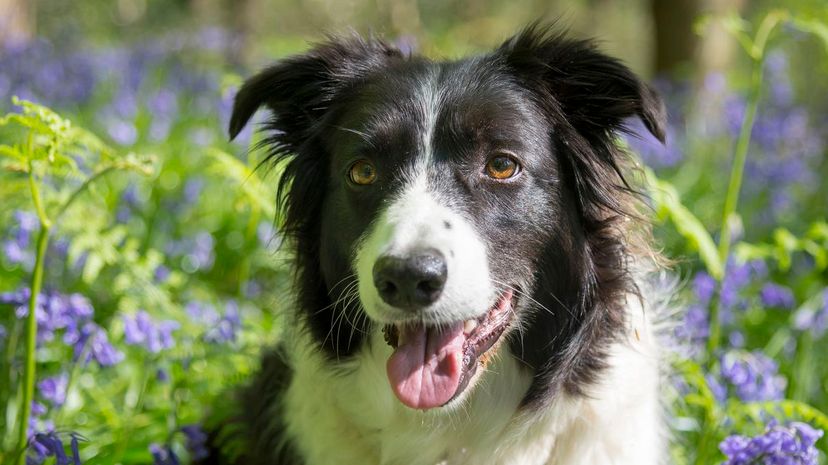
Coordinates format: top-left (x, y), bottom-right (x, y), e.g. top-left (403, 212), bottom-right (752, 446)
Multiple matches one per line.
top-left (386, 321), bottom-right (466, 410)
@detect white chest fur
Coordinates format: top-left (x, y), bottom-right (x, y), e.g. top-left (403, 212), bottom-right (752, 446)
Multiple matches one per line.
top-left (281, 301), bottom-right (664, 465)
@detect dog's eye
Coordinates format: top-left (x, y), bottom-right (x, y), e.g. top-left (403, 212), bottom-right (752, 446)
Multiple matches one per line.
top-left (348, 160), bottom-right (377, 185)
top-left (485, 154), bottom-right (520, 180)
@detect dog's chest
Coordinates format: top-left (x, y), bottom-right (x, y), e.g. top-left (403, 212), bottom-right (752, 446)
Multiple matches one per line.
top-left (282, 325), bottom-right (663, 465)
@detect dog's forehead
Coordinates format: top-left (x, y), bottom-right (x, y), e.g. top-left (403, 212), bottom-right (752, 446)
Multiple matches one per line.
top-left (332, 58), bottom-right (546, 160)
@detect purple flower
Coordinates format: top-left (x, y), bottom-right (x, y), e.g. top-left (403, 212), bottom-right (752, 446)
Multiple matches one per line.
top-left (123, 311), bottom-right (179, 353)
top-left (624, 117), bottom-right (683, 168)
top-left (257, 221), bottom-right (281, 250)
top-left (185, 301), bottom-right (219, 324)
top-left (760, 283), bottom-right (795, 309)
top-left (63, 321), bottom-right (123, 367)
top-left (393, 35), bottom-right (418, 56)
top-left (674, 305), bottom-right (709, 357)
top-left (27, 431), bottom-right (83, 465)
top-left (181, 424), bottom-right (209, 460)
top-left (7, 289), bottom-right (100, 347)
top-left (154, 264), bottom-right (171, 283)
top-left (713, 350), bottom-right (787, 403)
top-left (720, 422), bottom-right (823, 465)
top-left (150, 443), bottom-right (180, 465)
top-left (203, 300), bottom-right (242, 344)
top-left (182, 177), bottom-right (204, 206)
top-left (2, 210), bottom-right (39, 267)
top-left (794, 288), bottom-right (828, 338)
top-left (693, 272), bottom-right (717, 305)
top-left (727, 331), bottom-right (745, 348)
top-left (105, 119), bottom-right (138, 146)
top-left (38, 373), bottom-right (68, 407)
top-left (168, 231), bottom-right (215, 273)
top-left (85, 326), bottom-right (124, 366)
top-left (719, 259), bottom-right (766, 312)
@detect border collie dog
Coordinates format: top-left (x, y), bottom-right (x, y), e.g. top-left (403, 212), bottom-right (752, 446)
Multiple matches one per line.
top-left (216, 24), bottom-right (667, 465)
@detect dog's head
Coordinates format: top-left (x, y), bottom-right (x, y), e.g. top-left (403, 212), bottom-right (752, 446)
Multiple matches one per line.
top-left (230, 25), bottom-right (665, 410)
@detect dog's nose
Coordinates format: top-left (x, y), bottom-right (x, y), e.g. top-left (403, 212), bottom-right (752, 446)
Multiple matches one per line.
top-left (373, 249), bottom-right (447, 309)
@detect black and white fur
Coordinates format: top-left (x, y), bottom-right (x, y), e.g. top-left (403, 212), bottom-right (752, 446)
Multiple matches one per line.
top-left (208, 24), bottom-right (668, 465)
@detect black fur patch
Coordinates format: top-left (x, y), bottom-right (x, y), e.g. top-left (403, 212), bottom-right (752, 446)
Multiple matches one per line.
top-left (199, 348), bottom-right (303, 465)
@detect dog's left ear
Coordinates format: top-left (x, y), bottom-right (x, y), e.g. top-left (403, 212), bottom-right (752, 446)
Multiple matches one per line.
top-left (496, 24), bottom-right (666, 143)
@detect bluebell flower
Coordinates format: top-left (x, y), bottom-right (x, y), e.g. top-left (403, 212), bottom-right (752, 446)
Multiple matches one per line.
top-left (181, 424), bottom-right (209, 460)
top-left (27, 400), bottom-right (56, 439)
top-left (692, 272), bottom-right (717, 305)
top-left (674, 305), bottom-right (709, 357)
top-left (27, 431), bottom-right (84, 465)
top-left (720, 421), bottom-right (823, 465)
top-left (150, 443), bottom-right (180, 465)
top-left (393, 35), bottom-right (418, 56)
top-left (105, 118), bottom-right (138, 146)
top-left (185, 301), bottom-right (220, 324)
top-left (2, 210), bottom-right (39, 268)
top-left (169, 231), bottom-right (216, 273)
top-left (123, 310), bottom-right (179, 353)
top-left (719, 258), bottom-right (766, 315)
top-left (759, 283), bottom-right (795, 309)
top-left (794, 288), bottom-right (828, 338)
top-left (188, 127), bottom-right (214, 147)
top-left (624, 117), bottom-right (683, 168)
top-left (203, 300), bottom-right (242, 344)
top-left (63, 321), bottom-right (123, 367)
top-left (7, 289), bottom-right (99, 347)
top-left (243, 279), bottom-right (262, 299)
top-left (727, 331), bottom-right (745, 348)
top-left (154, 264), bottom-right (171, 283)
top-left (712, 350), bottom-right (787, 403)
top-left (38, 373), bottom-right (69, 407)
top-left (257, 221), bottom-right (283, 254)
top-left (182, 177), bottom-right (205, 207)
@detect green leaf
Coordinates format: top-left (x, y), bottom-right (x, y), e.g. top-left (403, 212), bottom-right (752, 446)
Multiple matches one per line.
top-left (0, 145), bottom-right (26, 162)
top-left (205, 148), bottom-right (277, 220)
top-left (790, 17), bottom-right (828, 54)
top-left (645, 168), bottom-right (724, 279)
top-left (772, 228), bottom-right (798, 271)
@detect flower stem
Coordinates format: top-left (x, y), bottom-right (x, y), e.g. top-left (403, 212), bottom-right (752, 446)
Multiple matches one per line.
top-left (15, 223), bottom-right (50, 465)
top-left (706, 57), bottom-right (763, 356)
top-left (707, 11), bottom-right (786, 355)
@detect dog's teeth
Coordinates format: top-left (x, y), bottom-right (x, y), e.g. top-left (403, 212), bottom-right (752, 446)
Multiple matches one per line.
top-left (464, 319), bottom-right (478, 334)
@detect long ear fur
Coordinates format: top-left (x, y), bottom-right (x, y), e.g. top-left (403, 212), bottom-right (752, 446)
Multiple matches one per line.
top-left (229, 37), bottom-right (402, 358)
top-left (497, 24), bottom-right (666, 218)
top-left (498, 24), bottom-right (665, 143)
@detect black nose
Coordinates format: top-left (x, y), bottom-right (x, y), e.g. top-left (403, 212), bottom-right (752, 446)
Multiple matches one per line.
top-left (373, 249), bottom-right (447, 309)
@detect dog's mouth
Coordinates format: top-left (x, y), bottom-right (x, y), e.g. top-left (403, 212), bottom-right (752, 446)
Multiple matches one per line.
top-left (381, 288), bottom-right (516, 410)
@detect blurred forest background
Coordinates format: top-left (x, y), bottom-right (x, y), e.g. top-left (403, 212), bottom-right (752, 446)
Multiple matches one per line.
top-left (0, 0), bottom-right (826, 81)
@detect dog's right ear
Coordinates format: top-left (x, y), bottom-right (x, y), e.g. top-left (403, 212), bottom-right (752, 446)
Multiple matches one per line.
top-left (229, 36), bottom-right (403, 145)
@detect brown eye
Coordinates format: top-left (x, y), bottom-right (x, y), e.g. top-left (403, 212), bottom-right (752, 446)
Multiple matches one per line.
top-left (485, 154), bottom-right (520, 180)
top-left (348, 160), bottom-right (377, 185)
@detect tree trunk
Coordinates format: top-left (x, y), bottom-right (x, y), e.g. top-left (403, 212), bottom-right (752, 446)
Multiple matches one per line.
top-left (651, 0), bottom-right (701, 76)
top-left (0, 0), bottom-right (35, 46)
top-left (651, 0), bottom-right (748, 77)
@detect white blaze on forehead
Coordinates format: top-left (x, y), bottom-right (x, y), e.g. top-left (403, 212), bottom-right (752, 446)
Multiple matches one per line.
top-left (355, 171), bottom-right (494, 324)
top-left (420, 71), bottom-right (440, 165)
